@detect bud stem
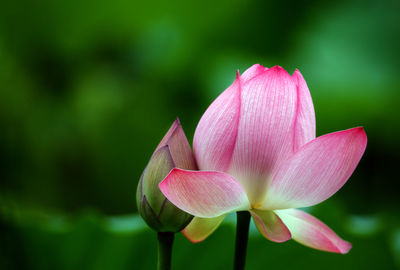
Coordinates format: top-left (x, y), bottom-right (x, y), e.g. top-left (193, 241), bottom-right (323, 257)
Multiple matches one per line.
top-left (157, 232), bottom-right (174, 270)
top-left (233, 211), bottom-right (251, 270)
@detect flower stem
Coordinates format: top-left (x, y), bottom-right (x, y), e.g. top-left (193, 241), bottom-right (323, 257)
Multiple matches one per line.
top-left (157, 232), bottom-right (174, 270)
top-left (233, 211), bottom-right (251, 270)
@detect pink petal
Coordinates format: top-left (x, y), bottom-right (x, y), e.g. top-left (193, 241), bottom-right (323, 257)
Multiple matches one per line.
top-left (250, 210), bottom-right (291, 243)
top-left (240, 64), bottom-right (267, 82)
top-left (292, 69), bottom-right (316, 152)
top-left (159, 169), bottom-right (250, 218)
top-left (229, 66), bottom-right (298, 206)
top-left (193, 75), bottom-right (241, 172)
top-left (275, 209), bottom-right (352, 253)
top-left (155, 118), bottom-right (181, 152)
top-left (182, 215), bottom-right (226, 243)
top-left (263, 127), bottom-right (367, 210)
top-left (154, 118), bottom-right (197, 170)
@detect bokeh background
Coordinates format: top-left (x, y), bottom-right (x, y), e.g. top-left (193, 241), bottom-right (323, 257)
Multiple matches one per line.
top-left (1, 0), bottom-right (399, 269)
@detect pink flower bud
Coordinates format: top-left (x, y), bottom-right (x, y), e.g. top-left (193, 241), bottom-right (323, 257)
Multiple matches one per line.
top-left (137, 118), bottom-right (196, 232)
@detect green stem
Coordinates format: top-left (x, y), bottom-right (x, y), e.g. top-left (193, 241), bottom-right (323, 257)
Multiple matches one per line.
top-left (233, 211), bottom-right (251, 270)
top-left (157, 232), bottom-right (174, 270)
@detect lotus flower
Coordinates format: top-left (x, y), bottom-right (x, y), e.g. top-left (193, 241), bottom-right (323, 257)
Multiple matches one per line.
top-left (159, 65), bottom-right (367, 253)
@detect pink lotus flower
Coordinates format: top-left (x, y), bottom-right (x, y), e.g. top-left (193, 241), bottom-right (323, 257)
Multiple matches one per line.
top-left (159, 65), bottom-right (367, 253)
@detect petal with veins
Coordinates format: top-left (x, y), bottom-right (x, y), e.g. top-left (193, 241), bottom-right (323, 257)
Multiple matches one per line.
top-left (263, 127), bottom-right (367, 210)
top-left (250, 209), bottom-right (291, 243)
top-left (229, 66), bottom-right (298, 205)
top-left (276, 209), bottom-right (352, 254)
top-left (240, 64), bottom-right (267, 82)
top-left (159, 169), bottom-right (250, 218)
top-left (193, 76), bottom-right (241, 172)
top-left (292, 69), bottom-right (316, 152)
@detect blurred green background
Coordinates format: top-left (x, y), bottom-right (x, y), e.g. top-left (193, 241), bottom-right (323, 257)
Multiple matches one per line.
top-left (1, 0), bottom-right (399, 269)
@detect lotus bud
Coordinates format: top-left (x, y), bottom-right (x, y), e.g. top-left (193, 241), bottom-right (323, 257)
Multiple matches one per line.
top-left (137, 118), bottom-right (196, 232)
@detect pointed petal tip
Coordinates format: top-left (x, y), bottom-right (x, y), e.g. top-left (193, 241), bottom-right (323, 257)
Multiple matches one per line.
top-left (244, 63), bottom-right (264, 70)
top-left (236, 70), bottom-right (240, 79)
top-left (174, 117), bottom-right (181, 125)
top-left (266, 65), bottom-right (292, 78)
top-left (348, 126), bottom-right (364, 132)
top-left (325, 239), bottom-right (352, 254)
top-left (240, 64), bottom-right (267, 82)
top-left (269, 65), bottom-right (286, 72)
top-left (320, 127), bottom-right (367, 147)
top-left (170, 118), bottom-right (182, 131)
top-left (337, 241), bottom-right (352, 254)
top-left (292, 68), bottom-right (303, 77)
top-left (307, 237), bottom-right (352, 254)
top-left (341, 127), bottom-right (367, 145)
top-left (354, 126), bottom-right (366, 134)
top-left (315, 127), bottom-right (365, 143)
top-left (250, 63), bottom-right (264, 69)
top-left (236, 63), bottom-right (268, 80)
top-left (354, 127), bottom-right (367, 141)
top-left (155, 119), bottom-right (186, 153)
top-left (247, 65), bottom-right (291, 81)
top-left (276, 209), bottom-right (352, 254)
top-left (169, 119), bottom-right (182, 135)
top-left (342, 126), bottom-right (365, 133)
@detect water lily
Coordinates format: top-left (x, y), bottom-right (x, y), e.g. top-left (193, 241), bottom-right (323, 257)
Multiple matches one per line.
top-left (159, 64), bottom-right (367, 253)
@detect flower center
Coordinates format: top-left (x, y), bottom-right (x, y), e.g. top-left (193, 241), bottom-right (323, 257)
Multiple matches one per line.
top-left (251, 202), bottom-right (262, 209)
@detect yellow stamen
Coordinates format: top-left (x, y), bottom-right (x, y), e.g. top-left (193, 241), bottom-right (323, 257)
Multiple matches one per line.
top-left (251, 203), bottom-right (262, 209)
